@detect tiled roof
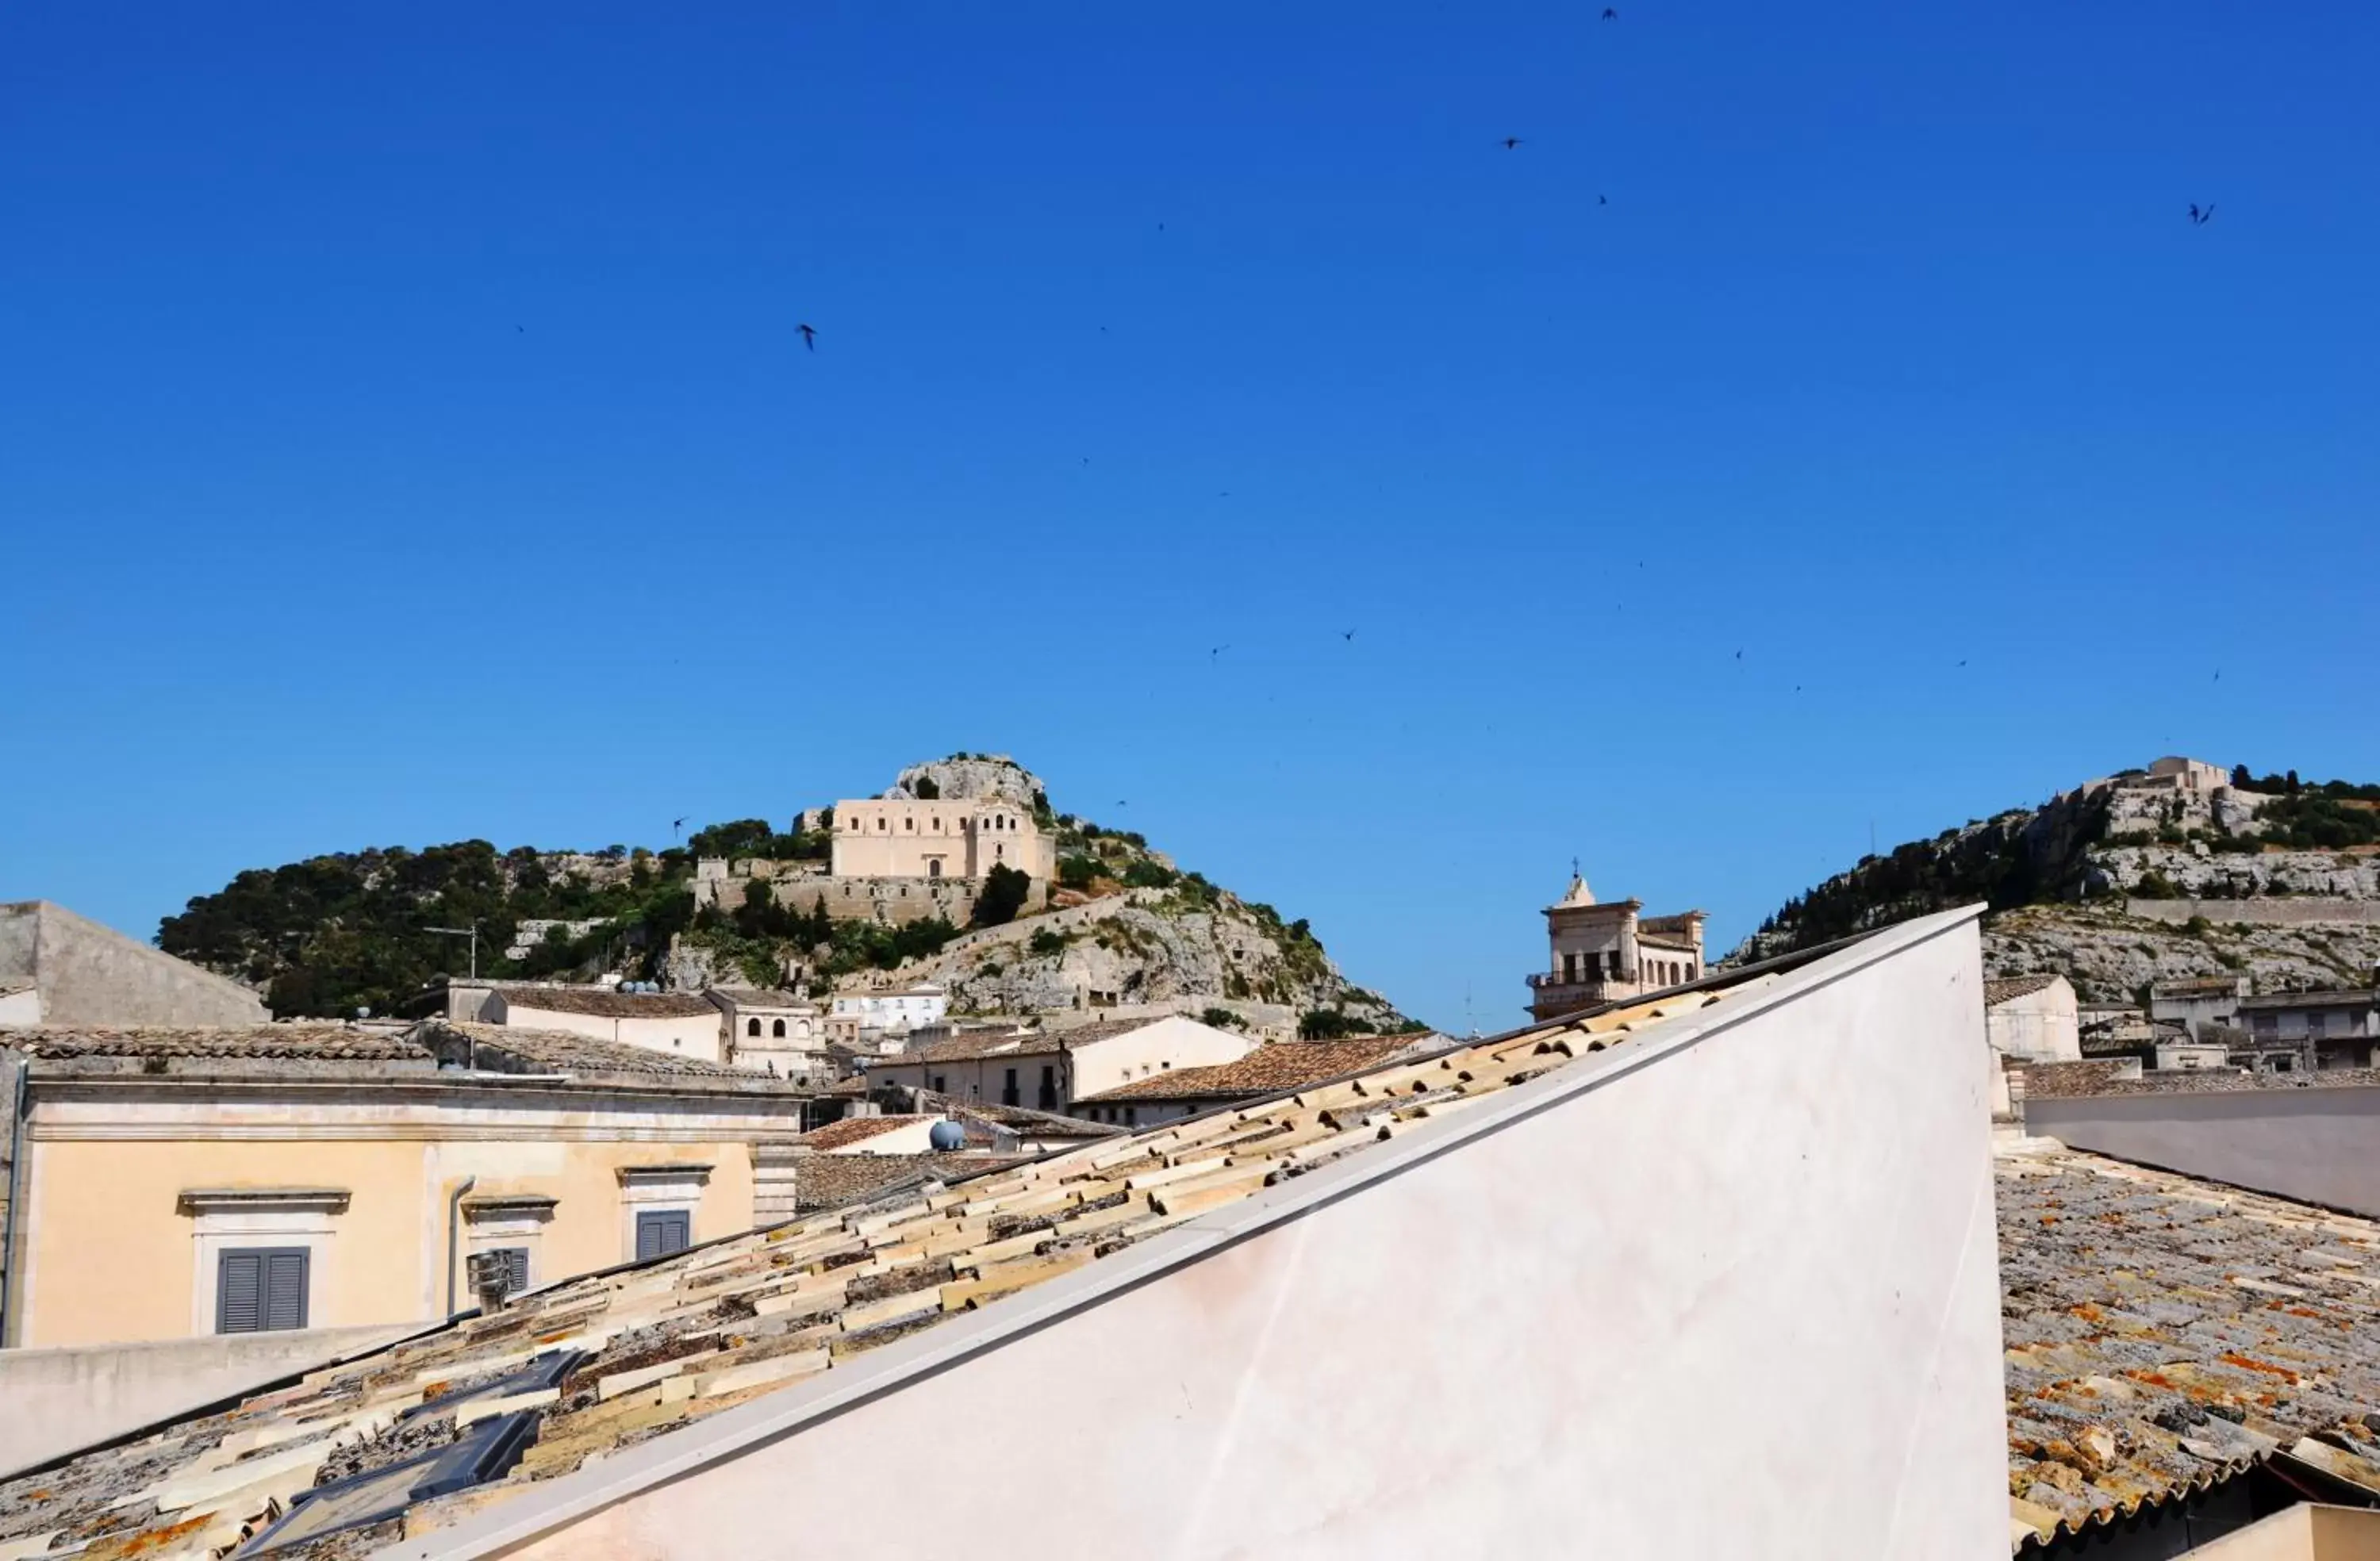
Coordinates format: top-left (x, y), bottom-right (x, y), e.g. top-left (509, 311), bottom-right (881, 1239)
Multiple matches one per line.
top-left (0, 976), bottom-right (1774, 1555)
top-left (797, 1115), bottom-right (937, 1151)
top-left (1998, 1142), bottom-right (2380, 1550)
top-left (2015, 1060), bottom-right (2143, 1096)
top-left (915, 1091), bottom-right (1123, 1140)
top-left (1076, 1036), bottom-right (1429, 1103)
top-left (496, 986), bottom-right (717, 1019)
top-left (1986, 975), bottom-right (2062, 1007)
top-left (426, 1022), bottom-right (768, 1084)
top-left (892, 1017), bottom-right (1194, 1067)
top-left (790, 1151), bottom-right (1023, 1214)
top-left (705, 988), bottom-right (813, 1011)
top-left (1, 1024), bottom-right (428, 1063)
top-left (2240, 989), bottom-right (2379, 1012)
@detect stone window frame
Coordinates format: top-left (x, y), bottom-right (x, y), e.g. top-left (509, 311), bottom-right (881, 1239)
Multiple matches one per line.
top-left (461, 1195), bottom-right (558, 1295)
top-left (616, 1164), bottom-right (711, 1264)
top-left (178, 1187), bottom-right (350, 1336)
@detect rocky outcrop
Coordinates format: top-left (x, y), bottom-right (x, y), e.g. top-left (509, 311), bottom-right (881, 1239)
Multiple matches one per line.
top-left (1984, 903), bottom-right (2380, 1004)
top-left (888, 756), bottom-right (1044, 809)
top-left (837, 886), bottom-right (1403, 1041)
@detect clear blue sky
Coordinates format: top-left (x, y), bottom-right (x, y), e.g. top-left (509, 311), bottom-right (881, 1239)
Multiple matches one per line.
top-left (4, 2), bottom-right (2375, 1030)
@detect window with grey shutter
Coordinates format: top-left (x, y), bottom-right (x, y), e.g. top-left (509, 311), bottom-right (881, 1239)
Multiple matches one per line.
top-left (219, 1247), bottom-right (309, 1333)
top-left (635, 1210), bottom-right (690, 1260)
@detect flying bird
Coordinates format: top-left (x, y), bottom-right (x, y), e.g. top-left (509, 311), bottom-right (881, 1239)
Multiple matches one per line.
top-left (1341, 629), bottom-right (1356, 642)
top-left (515, 324), bottom-right (524, 333)
top-left (1734, 649), bottom-right (1744, 660)
top-left (1500, 136), bottom-right (1524, 150)
top-left (2213, 669), bottom-right (2222, 683)
top-left (1958, 659), bottom-right (1967, 667)
top-left (1599, 194), bottom-right (1609, 205)
top-left (797, 323), bottom-right (817, 351)
top-left (2188, 203), bottom-right (2215, 226)
top-left (1602, 6), bottom-right (1618, 17)
top-left (1210, 645), bottom-right (1230, 660)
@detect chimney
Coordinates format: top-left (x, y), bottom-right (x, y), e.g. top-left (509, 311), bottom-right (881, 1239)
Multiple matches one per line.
top-left (466, 1250), bottom-right (512, 1316)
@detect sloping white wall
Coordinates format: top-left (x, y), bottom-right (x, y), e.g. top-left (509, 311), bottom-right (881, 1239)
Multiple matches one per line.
top-left (424, 911), bottom-right (2007, 1561)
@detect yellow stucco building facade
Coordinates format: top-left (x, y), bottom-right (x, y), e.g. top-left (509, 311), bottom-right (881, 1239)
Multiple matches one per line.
top-left (0, 1022), bottom-right (812, 1349)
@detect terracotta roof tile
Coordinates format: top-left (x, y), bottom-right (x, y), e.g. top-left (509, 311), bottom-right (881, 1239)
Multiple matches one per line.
top-left (2, 1024), bottom-right (428, 1063)
top-left (427, 1022), bottom-right (766, 1083)
top-left (796, 1115), bottom-right (936, 1151)
top-left (493, 985), bottom-right (718, 1019)
top-left (1998, 1142), bottom-right (2380, 1548)
top-left (1076, 1036), bottom-right (1432, 1103)
top-left (1985, 975), bottom-right (2061, 1006)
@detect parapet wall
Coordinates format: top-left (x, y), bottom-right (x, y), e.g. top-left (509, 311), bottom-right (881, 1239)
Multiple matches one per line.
top-left (692, 871), bottom-right (1046, 926)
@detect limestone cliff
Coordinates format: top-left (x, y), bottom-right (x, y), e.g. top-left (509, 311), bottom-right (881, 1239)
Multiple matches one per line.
top-left (1731, 763), bottom-right (2380, 1003)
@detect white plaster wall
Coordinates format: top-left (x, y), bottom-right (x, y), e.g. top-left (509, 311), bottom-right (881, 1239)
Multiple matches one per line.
top-left (1987, 979), bottom-right (2082, 1062)
top-left (497, 1002), bottom-right (723, 1063)
top-left (0, 987), bottom-right (41, 1026)
top-left (1069, 1016), bottom-right (1251, 1098)
top-left (2027, 1086), bottom-right (2380, 1217)
top-left (488, 913), bottom-right (2006, 1561)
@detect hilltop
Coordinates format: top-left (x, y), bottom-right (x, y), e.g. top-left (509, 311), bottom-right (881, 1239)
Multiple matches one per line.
top-left (1731, 759), bottom-right (2380, 1003)
top-left (158, 754), bottom-right (1411, 1037)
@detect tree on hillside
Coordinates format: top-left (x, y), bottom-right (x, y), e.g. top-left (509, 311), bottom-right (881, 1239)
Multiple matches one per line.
top-left (972, 865), bottom-right (1031, 928)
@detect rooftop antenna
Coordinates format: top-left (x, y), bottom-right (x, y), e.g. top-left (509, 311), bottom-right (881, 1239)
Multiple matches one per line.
top-left (428, 922), bottom-right (483, 980)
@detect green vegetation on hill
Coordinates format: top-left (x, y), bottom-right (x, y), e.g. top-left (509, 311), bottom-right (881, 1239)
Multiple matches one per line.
top-left (159, 842), bottom-right (702, 1019)
top-left (156, 769), bottom-right (1380, 1021)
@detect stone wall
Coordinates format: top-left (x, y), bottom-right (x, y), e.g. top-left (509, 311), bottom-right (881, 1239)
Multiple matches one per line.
top-left (2127, 898), bottom-right (2380, 926)
top-left (693, 867), bottom-right (1043, 926)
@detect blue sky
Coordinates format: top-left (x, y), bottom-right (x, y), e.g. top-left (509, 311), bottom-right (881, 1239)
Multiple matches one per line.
top-left (4, 1), bottom-right (2375, 1030)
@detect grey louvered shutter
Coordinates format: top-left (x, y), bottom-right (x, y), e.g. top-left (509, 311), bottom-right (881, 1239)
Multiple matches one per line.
top-left (635, 1210), bottom-right (690, 1260)
top-left (500, 1247), bottom-right (529, 1294)
top-left (263, 1251), bottom-right (309, 1330)
top-left (218, 1251), bottom-right (263, 1333)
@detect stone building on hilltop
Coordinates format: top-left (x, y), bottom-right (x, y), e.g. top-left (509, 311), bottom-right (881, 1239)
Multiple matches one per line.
top-left (829, 795), bottom-right (1055, 884)
top-left (1525, 873), bottom-right (1706, 1022)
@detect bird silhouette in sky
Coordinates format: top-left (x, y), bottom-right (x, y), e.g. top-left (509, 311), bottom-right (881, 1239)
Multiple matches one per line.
top-left (1602, 6), bottom-right (1618, 17)
top-left (2188, 203), bottom-right (2215, 226)
top-left (1210, 646), bottom-right (1229, 661)
top-left (2214, 669), bottom-right (2222, 683)
top-left (1599, 194), bottom-right (1609, 205)
top-left (672, 817), bottom-right (686, 837)
top-left (515, 324), bottom-right (524, 333)
top-left (1734, 649), bottom-right (1744, 661)
top-left (797, 323), bottom-right (817, 351)
top-left (1958, 659), bottom-right (1967, 667)
top-left (1501, 136), bottom-right (1524, 150)
top-left (1341, 629), bottom-right (1356, 642)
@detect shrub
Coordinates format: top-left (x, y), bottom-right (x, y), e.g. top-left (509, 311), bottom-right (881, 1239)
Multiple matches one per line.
top-left (971, 865), bottom-right (1031, 928)
top-left (1057, 855), bottom-right (1100, 891)
top-left (1298, 1008), bottom-right (1378, 1040)
top-left (1028, 928), bottom-right (1066, 957)
top-left (1199, 1007), bottom-right (1248, 1031)
top-left (2133, 870), bottom-right (2182, 899)
top-left (1122, 859), bottom-right (1177, 889)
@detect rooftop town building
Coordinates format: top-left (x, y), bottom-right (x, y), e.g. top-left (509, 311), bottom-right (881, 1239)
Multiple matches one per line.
top-left (829, 796), bottom-right (1055, 884)
top-left (0, 908), bottom-right (2007, 1559)
top-left (1069, 1034), bottom-right (1435, 1126)
top-left (0, 900), bottom-right (267, 1028)
top-left (828, 984), bottom-right (946, 1041)
top-left (703, 988), bottom-right (827, 1081)
top-left (864, 1014), bottom-right (1253, 1114)
top-left (2239, 989), bottom-right (2380, 1070)
top-left (0, 1020), bottom-right (813, 1351)
top-left (1985, 975), bottom-right (2083, 1063)
top-left (440, 980), bottom-right (727, 1064)
top-left (1524, 872), bottom-right (1706, 1022)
